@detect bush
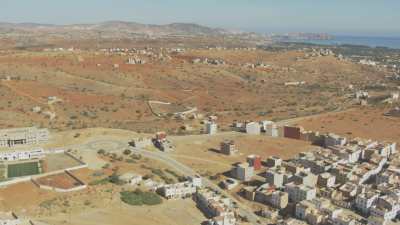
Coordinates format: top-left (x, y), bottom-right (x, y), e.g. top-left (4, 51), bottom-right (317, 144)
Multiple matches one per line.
top-left (89, 178), bottom-right (109, 186)
top-left (120, 189), bottom-right (162, 206)
top-left (109, 173), bottom-right (123, 185)
top-left (123, 149), bottom-right (132, 155)
top-left (97, 149), bottom-right (106, 155)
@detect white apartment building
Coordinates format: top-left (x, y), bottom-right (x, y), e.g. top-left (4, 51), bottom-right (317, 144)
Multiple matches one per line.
top-left (285, 183), bottom-right (317, 203)
top-left (370, 196), bottom-right (400, 221)
top-left (266, 169), bottom-right (285, 188)
top-left (332, 215), bottom-right (356, 225)
top-left (232, 162), bottom-right (254, 181)
top-left (324, 134), bottom-right (347, 148)
top-left (205, 122), bottom-right (218, 135)
top-left (0, 148), bottom-right (45, 162)
top-left (195, 189), bottom-right (236, 225)
top-left (268, 190), bottom-right (289, 209)
top-left (245, 122), bottom-right (261, 135)
top-left (355, 192), bottom-right (379, 215)
top-left (159, 181), bottom-right (197, 199)
top-left (0, 127), bottom-right (49, 148)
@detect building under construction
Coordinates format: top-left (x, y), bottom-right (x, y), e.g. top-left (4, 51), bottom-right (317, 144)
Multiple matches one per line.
top-left (0, 127), bottom-right (49, 148)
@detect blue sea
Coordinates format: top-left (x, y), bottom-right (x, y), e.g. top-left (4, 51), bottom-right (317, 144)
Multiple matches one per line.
top-left (290, 36), bottom-right (400, 49)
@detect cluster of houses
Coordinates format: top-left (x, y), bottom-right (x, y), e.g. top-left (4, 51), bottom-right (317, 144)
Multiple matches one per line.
top-left (304, 48), bottom-right (335, 58)
top-left (232, 120), bottom-right (280, 137)
top-left (0, 127), bottom-right (49, 148)
top-left (242, 62), bottom-right (271, 69)
top-left (156, 176), bottom-right (238, 225)
top-left (192, 58), bottom-right (226, 66)
top-left (126, 57), bottom-right (146, 65)
top-left (0, 147), bottom-right (45, 162)
top-left (225, 124), bottom-right (399, 225)
top-left (100, 47), bottom-right (172, 62)
top-left (195, 188), bottom-right (237, 225)
top-left (0, 127), bottom-right (49, 163)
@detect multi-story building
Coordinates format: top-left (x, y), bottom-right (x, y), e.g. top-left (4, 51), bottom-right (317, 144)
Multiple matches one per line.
top-left (0, 127), bottom-right (49, 148)
top-left (266, 156), bottom-right (282, 168)
top-left (0, 148), bottom-right (45, 162)
top-left (266, 169), bottom-right (285, 188)
top-left (355, 191), bottom-right (379, 215)
top-left (245, 122), bottom-right (261, 135)
top-left (260, 120), bottom-right (274, 133)
top-left (285, 183), bottom-right (317, 203)
top-left (247, 155), bottom-right (262, 170)
top-left (332, 215), bottom-right (356, 225)
top-left (267, 190), bottom-right (289, 209)
top-left (159, 181), bottom-right (197, 199)
top-left (231, 162), bottom-right (254, 181)
top-left (220, 140), bottom-right (237, 156)
top-left (266, 124), bottom-right (280, 137)
top-left (205, 122), bottom-right (218, 135)
top-left (283, 126), bottom-right (303, 140)
top-left (292, 171), bottom-right (318, 187)
top-left (317, 173), bottom-right (336, 188)
top-left (370, 195), bottom-right (400, 221)
top-left (324, 134), bottom-right (347, 148)
top-left (195, 189), bottom-right (236, 225)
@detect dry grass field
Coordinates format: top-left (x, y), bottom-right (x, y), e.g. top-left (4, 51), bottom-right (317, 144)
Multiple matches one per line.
top-left (0, 48), bottom-right (387, 133)
top-left (297, 106), bottom-right (400, 143)
top-left (169, 132), bottom-right (314, 175)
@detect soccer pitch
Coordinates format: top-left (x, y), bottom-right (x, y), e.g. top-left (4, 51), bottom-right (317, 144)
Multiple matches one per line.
top-left (7, 162), bottom-right (40, 178)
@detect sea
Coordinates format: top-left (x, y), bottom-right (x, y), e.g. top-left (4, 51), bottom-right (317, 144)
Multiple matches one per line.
top-left (289, 36), bottom-right (400, 49)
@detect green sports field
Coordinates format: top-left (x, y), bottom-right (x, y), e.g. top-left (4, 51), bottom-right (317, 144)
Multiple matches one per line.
top-left (7, 162), bottom-right (40, 178)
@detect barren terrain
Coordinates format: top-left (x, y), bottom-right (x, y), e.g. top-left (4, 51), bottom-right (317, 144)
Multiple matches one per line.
top-left (0, 47), bottom-right (388, 134)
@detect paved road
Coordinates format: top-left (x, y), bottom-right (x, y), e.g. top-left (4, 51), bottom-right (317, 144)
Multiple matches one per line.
top-left (77, 112), bottom-right (347, 225)
top-left (131, 147), bottom-right (261, 225)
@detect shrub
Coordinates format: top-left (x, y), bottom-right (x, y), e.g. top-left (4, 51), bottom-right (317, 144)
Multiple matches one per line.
top-left (109, 173), bottom-right (123, 185)
top-left (97, 149), bottom-right (106, 155)
top-left (120, 189), bottom-right (162, 206)
top-left (123, 149), bottom-right (132, 155)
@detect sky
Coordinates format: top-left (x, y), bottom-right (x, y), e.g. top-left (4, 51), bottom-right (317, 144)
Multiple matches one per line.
top-left (1, 0), bottom-right (399, 36)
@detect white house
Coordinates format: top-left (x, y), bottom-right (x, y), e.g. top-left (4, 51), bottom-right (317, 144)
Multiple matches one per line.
top-left (0, 148), bottom-right (45, 162)
top-left (245, 122), bottom-right (261, 135)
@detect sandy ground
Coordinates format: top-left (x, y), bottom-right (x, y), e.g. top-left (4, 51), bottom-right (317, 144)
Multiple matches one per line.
top-left (36, 198), bottom-right (205, 225)
top-left (297, 107), bottom-right (400, 143)
top-left (169, 132), bottom-right (314, 175)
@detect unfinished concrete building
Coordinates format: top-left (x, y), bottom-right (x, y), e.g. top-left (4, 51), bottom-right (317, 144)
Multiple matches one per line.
top-left (0, 127), bottom-right (49, 148)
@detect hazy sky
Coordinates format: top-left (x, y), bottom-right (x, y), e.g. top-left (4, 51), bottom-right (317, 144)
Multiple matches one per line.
top-left (1, 0), bottom-right (399, 36)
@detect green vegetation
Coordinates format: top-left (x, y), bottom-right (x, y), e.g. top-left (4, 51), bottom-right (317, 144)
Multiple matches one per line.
top-left (97, 149), bottom-right (106, 155)
top-left (7, 162), bottom-right (40, 178)
top-left (89, 172), bottom-right (123, 186)
top-left (120, 189), bottom-right (162, 206)
top-left (89, 177), bottom-right (110, 186)
top-left (151, 168), bottom-right (174, 184)
top-left (123, 149), bottom-right (132, 155)
top-left (40, 198), bottom-right (57, 209)
top-left (165, 169), bottom-right (186, 182)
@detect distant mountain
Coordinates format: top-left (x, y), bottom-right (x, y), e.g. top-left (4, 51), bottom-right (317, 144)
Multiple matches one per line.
top-left (0, 21), bottom-right (231, 37)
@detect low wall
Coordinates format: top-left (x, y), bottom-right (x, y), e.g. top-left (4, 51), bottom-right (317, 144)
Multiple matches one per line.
top-left (31, 169), bottom-right (87, 193)
top-left (45, 148), bottom-right (65, 154)
top-left (0, 162), bottom-right (88, 188)
top-left (64, 151), bottom-right (86, 165)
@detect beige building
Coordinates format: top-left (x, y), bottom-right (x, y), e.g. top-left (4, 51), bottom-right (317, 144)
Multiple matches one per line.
top-left (0, 127), bottom-right (49, 148)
